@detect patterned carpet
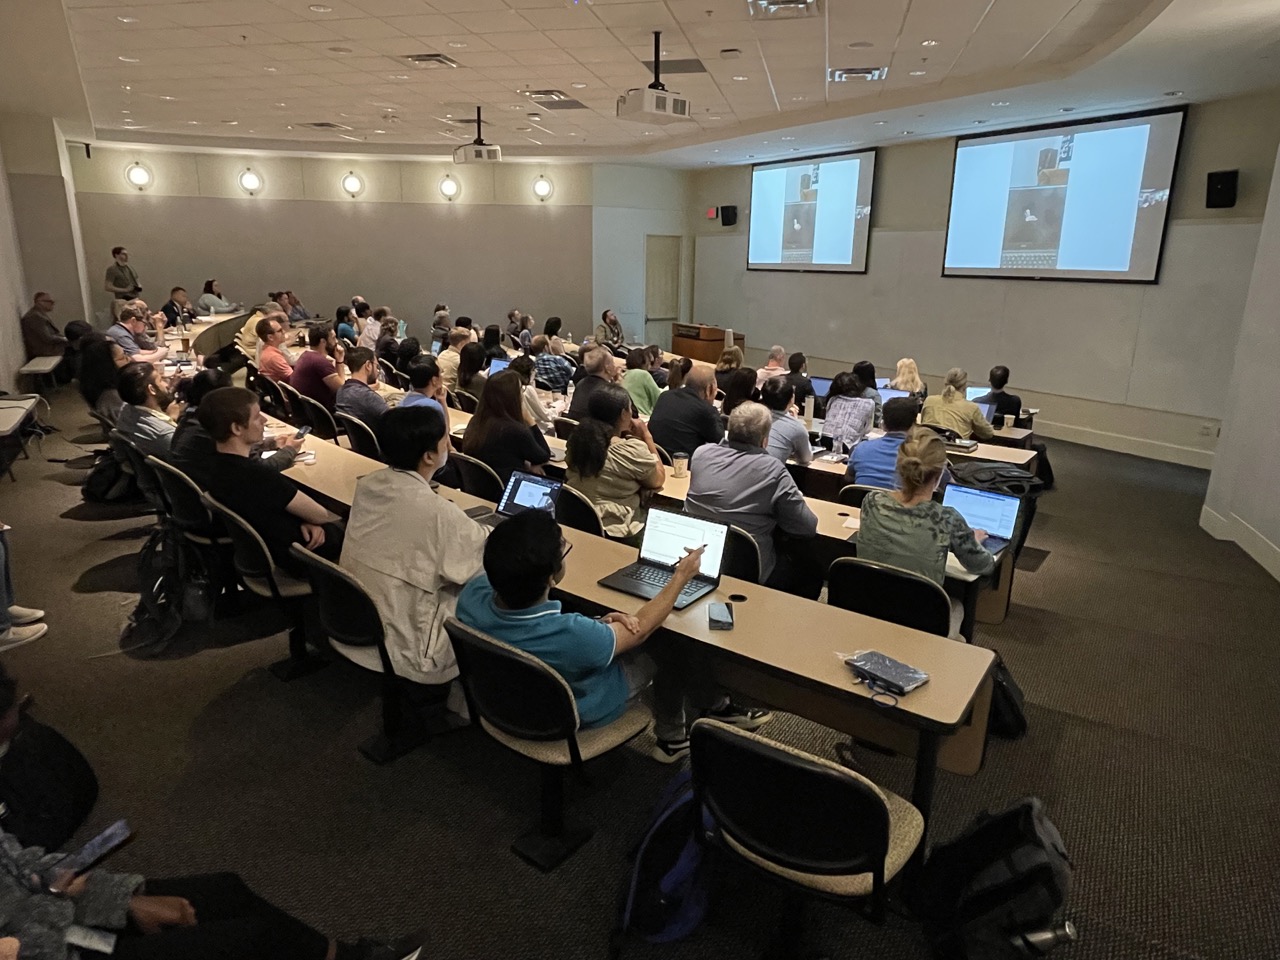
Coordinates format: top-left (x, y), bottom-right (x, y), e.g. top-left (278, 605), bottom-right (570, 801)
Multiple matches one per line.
top-left (3, 388), bottom-right (1277, 960)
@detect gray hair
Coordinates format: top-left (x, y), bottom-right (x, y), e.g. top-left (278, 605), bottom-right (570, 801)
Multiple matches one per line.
top-left (727, 401), bottom-right (772, 446)
top-left (768, 344), bottom-right (786, 363)
top-left (584, 345), bottom-right (613, 375)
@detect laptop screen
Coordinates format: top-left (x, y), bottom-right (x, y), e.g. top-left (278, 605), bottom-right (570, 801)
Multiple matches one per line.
top-left (639, 510), bottom-right (728, 579)
top-left (497, 471), bottom-right (562, 517)
top-left (942, 485), bottom-right (1019, 540)
top-left (880, 388), bottom-right (911, 402)
top-left (875, 377), bottom-right (890, 389)
top-left (808, 376), bottom-right (832, 399)
top-left (966, 386), bottom-right (989, 401)
top-left (488, 356), bottom-right (511, 376)
top-left (976, 401), bottom-right (994, 421)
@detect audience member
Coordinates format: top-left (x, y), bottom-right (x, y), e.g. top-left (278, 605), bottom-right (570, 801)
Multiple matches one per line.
top-left (0, 534), bottom-right (46, 651)
top-left (852, 360), bottom-right (883, 427)
top-left (394, 338), bottom-right (421, 376)
top-left (375, 317), bottom-right (400, 370)
top-left (343, 405), bottom-right (485, 717)
top-left (857, 428), bottom-right (995, 635)
top-left (171, 368), bottom-right (301, 477)
top-left (920, 368), bottom-right (994, 440)
top-left (565, 383), bottom-right (663, 540)
top-left (973, 365), bottom-right (1021, 417)
top-left (505, 308), bottom-right (523, 338)
top-left (399, 357), bottom-right (449, 427)
top-left (821, 371), bottom-right (876, 450)
top-left (482, 325), bottom-right (508, 361)
top-left (19, 293), bottom-right (67, 367)
top-left (721, 368), bottom-right (759, 417)
top-left (594, 308), bottom-right (626, 354)
top-left (461, 371), bottom-right (550, 485)
top-left (543, 316), bottom-right (569, 356)
top-left (285, 290), bottom-right (309, 322)
top-left (115, 361), bottom-right (181, 458)
top-left (291, 324), bottom-right (346, 412)
top-left (518, 315), bottom-right (536, 350)
top-left (335, 305), bottom-right (357, 343)
top-left (103, 245), bottom-right (141, 300)
top-left (106, 307), bottom-right (168, 363)
top-left (457, 342), bottom-right (489, 402)
top-left (431, 305), bottom-right (451, 343)
top-left (714, 346), bottom-right (743, 393)
top-left (336, 347), bottom-right (388, 429)
top-left (645, 345), bottom-right (668, 388)
top-left (509, 355), bottom-right (553, 433)
top-left (530, 335), bottom-right (573, 394)
top-left (567, 345), bottom-right (619, 421)
top-left (755, 344), bottom-right (788, 389)
top-left (621, 348), bottom-right (661, 417)
top-left (160, 287), bottom-right (198, 329)
top-left (354, 303), bottom-right (379, 350)
top-left (891, 356), bottom-right (928, 403)
top-left (454, 315), bottom-right (479, 343)
top-left (198, 387), bottom-right (341, 571)
top-left (256, 315), bottom-right (294, 383)
top-left (78, 335), bottom-right (129, 424)
top-left (784, 352), bottom-right (815, 411)
top-left (437, 328), bottom-right (469, 392)
top-left (684, 402), bottom-right (819, 597)
top-left (759, 377), bottom-right (812, 466)
top-left (456, 510), bottom-right (769, 763)
top-left (846, 397), bottom-right (919, 490)
top-left (664, 356), bottom-right (693, 391)
top-left (197, 279), bottom-right (236, 314)
top-left (648, 367), bottom-right (722, 458)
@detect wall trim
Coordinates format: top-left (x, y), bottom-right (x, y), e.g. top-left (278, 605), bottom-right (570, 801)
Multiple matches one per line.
top-left (1199, 505), bottom-right (1280, 583)
top-left (1034, 419), bottom-right (1214, 469)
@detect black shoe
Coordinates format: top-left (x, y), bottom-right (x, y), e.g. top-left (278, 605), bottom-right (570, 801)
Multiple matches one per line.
top-left (650, 738), bottom-right (690, 764)
top-left (705, 702), bottom-right (773, 731)
top-left (341, 931), bottom-right (427, 960)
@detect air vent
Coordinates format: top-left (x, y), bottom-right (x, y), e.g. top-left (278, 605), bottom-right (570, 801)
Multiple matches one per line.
top-left (402, 53), bottom-right (459, 69)
top-left (748, 0), bottom-right (821, 20)
top-left (641, 58), bottom-right (706, 75)
top-left (521, 90), bottom-right (587, 110)
top-left (300, 121), bottom-right (353, 130)
top-left (829, 66), bottom-right (889, 81)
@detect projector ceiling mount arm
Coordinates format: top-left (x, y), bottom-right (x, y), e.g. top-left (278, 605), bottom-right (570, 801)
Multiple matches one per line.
top-left (648, 31), bottom-right (665, 92)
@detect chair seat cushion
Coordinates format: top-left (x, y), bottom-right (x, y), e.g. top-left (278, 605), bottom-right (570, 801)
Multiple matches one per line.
top-left (721, 787), bottom-right (923, 897)
top-left (241, 570), bottom-right (311, 599)
top-left (480, 701), bottom-right (652, 766)
top-left (330, 639), bottom-right (383, 673)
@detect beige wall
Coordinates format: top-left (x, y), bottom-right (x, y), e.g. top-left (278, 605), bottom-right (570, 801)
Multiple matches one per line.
top-left (0, 141), bottom-right (27, 391)
top-left (690, 90), bottom-right (1280, 467)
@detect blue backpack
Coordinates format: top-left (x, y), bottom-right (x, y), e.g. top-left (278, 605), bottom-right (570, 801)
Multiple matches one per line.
top-left (613, 769), bottom-right (711, 953)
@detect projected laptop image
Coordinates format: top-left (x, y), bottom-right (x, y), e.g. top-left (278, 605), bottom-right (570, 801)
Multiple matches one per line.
top-left (468, 471), bottom-right (562, 528)
top-left (598, 509), bottom-right (728, 610)
top-left (942, 484), bottom-right (1019, 554)
top-left (808, 376), bottom-right (833, 400)
top-left (488, 356), bottom-right (511, 376)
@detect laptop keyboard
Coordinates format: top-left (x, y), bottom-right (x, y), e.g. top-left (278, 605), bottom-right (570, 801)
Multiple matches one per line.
top-left (629, 564), bottom-right (705, 599)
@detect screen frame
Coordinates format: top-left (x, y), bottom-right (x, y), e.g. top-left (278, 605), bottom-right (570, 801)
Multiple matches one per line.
top-left (940, 105), bottom-right (1189, 286)
top-left (746, 147), bottom-right (879, 276)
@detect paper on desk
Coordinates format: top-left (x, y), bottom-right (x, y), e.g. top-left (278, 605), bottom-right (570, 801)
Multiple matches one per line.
top-left (842, 516), bottom-right (860, 532)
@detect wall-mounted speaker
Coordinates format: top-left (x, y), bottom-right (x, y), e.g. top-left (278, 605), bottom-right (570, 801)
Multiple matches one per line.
top-left (720, 204), bottom-right (738, 226)
top-left (1206, 169), bottom-right (1238, 209)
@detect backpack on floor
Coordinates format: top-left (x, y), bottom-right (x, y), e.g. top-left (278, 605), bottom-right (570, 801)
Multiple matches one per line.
top-left (81, 452), bottom-right (136, 503)
top-left (611, 769), bottom-right (710, 955)
top-left (0, 714), bottom-right (98, 851)
top-left (916, 797), bottom-right (1073, 960)
top-left (988, 651), bottom-right (1028, 741)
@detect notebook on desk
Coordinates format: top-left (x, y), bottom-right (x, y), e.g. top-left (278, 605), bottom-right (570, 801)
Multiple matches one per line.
top-left (598, 509), bottom-right (728, 610)
top-left (942, 484), bottom-right (1019, 554)
top-left (465, 471), bottom-right (563, 528)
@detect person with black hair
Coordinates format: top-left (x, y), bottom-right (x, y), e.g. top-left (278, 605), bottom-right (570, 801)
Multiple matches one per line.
top-left (292, 324), bottom-right (347, 412)
top-left (481, 325), bottom-right (508, 362)
top-left (461, 371), bottom-right (550, 485)
top-left (104, 246), bottom-right (141, 300)
top-left (973, 364), bottom-right (1021, 417)
top-left (354, 302), bottom-right (379, 350)
top-left (542, 316), bottom-right (568, 356)
top-left (851, 359), bottom-right (883, 427)
top-left (645, 345), bottom-right (668, 388)
top-left (457, 342), bottom-right (489, 402)
top-left (594, 308), bottom-right (626, 354)
top-left (115, 362), bottom-right (181, 458)
top-left (457, 510), bottom-right (770, 763)
top-left (846, 396), bottom-right (919, 490)
top-left (759, 377), bottom-right (812, 465)
top-left (720, 368), bottom-right (758, 417)
top-left (565, 383), bottom-right (663, 540)
top-left (343, 406), bottom-right (486, 700)
top-left (399, 358), bottom-right (449, 424)
top-left (160, 287), bottom-right (198, 329)
top-left (78, 335), bottom-right (129, 425)
top-left (335, 305), bottom-right (357, 344)
top-left (335, 347), bottom-right (388, 429)
top-left (197, 279), bottom-right (237, 315)
top-left (170, 368), bottom-right (302, 477)
top-left (394, 338), bottom-right (421, 376)
top-left (821, 371), bottom-right (876, 451)
top-left (783, 351), bottom-right (814, 411)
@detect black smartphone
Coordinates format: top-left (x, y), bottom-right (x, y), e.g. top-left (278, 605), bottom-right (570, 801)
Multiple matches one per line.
top-left (44, 819), bottom-right (132, 892)
top-left (708, 601), bottom-right (734, 631)
top-left (294, 425), bottom-right (311, 440)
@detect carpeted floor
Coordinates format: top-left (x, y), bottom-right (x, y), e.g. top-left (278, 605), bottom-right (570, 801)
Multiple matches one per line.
top-left (3, 388), bottom-right (1278, 960)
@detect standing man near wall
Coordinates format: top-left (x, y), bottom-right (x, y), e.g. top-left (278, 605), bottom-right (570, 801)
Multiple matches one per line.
top-left (104, 246), bottom-right (142, 301)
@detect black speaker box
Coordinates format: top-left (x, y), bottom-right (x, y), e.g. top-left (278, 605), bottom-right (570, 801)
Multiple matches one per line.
top-left (721, 204), bottom-right (738, 226)
top-left (1206, 170), bottom-right (1238, 209)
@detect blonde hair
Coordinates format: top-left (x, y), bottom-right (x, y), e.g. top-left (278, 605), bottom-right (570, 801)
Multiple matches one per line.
top-left (941, 367), bottom-right (968, 402)
top-left (895, 427), bottom-right (948, 497)
top-left (891, 357), bottom-right (923, 394)
top-left (715, 346), bottom-right (744, 372)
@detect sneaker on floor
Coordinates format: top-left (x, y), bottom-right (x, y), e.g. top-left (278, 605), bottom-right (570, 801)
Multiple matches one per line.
top-left (0, 624), bottom-right (47, 653)
top-left (345, 929), bottom-right (429, 960)
top-left (7, 605), bottom-right (44, 626)
top-left (705, 702), bottom-right (773, 731)
top-left (651, 738), bottom-right (690, 764)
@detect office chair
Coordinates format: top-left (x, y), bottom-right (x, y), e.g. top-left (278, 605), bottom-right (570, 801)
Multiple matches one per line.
top-left (837, 484), bottom-right (883, 509)
top-left (723, 526), bottom-right (762, 584)
top-left (334, 412), bottom-right (384, 462)
top-left (554, 485), bottom-right (605, 538)
top-left (826, 557), bottom-right (953, 638)
top-left (450, 451), bottom-right (504, 503)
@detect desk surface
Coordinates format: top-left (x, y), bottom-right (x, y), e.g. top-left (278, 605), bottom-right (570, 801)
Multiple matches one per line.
top-left (0, 397), bottom-right (38, 436)
top-left (18, 357), bottom-right (61, 375)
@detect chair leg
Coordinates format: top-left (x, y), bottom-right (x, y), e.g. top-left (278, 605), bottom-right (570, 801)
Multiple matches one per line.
top-left (764, 895), bottom-right (823, 960)
top-left (269, 599), bottom-right (327, 682)
top-left (511, 763), bottom-right (592, 872)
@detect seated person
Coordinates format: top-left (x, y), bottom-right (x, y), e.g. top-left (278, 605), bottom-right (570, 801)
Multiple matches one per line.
top-left (482, 324), bottom-right (508, 362)
top-left (759, 377), bottom-right (812, 466)
top-left (565, 383), bottom-right (664, 540)
top-left (399, 357), bottom-right (449, 426)
top-left (530, 335), bottom-right (574, 394)
top-left (256, 315), bottom-right (294, 383)
top-left (567, 345), bottom-right (618, 421)
top-left (456, 510), bottom-right (769, 763)
top-left (456, 342), bottom-right (489, 402)
top-left (594, 309), bottom-right (626, 355)
top-left (106, 306), bottom-right (168, 364)
top-left (620, 348), bottom-right (661, 417)
top-left (461, 371), bottom-right (550, 485)
top-left (353, 302), bottom-right (378, 349)
top-left (846, 396), bottom-right (918, 490)
top-left (663, 356), bottom-right (693, 391)
top-left (721, 368), bottom-right (759, 417)
top-left (972, 364), bottom-right (1022, 417)
top-left (197, 387), bottom-right (342, 571)
top-left (542, 316), bottom-right (569, 356)
top-left (20, 292), bottom-right (68, 365)
top-left (170, 368), bottom-right (301, 477)
top-left (891, 356), bottom-right (928, 404)
top-left (78, 334), bottom-right (130, 425)
top-left (291, 323), bottom-right (346, 412)
top-left (647, 367), bottom-right (722, 458)
top-left (714, 346), bottom-right (744, 394)
top-left (285, 289), bottom-right (309, 322)
top-left (821, 371), bottom-right (876, 451)
top-left (754, 344), bottom-right (788, 390)
top-left (374, 318), bottom-right (401, 370)
top-left (196, 278), bottom-right (237, 314)
top-left (335, 305), bottom-right (357, 343)
top-left (436, 328), bottom-right (470, 392)
top-left (518, 315), bottom-right (537, 350)
top-left (684, 402), bottom-right (819, 597)
top-left (856, 428), bottom-right (995, 636)
top-left (920, 368), bottom-right (994, 441)
top-left (394, 337), bottom-right (421, 376)
top-left (852, 360), bottom-right (883, 427)
top-left (505, 308), bottom-right (522, 339)
top-left (114, 361), bottom-right (181, 458)
top-left (160, 287), bottom-right (198, 329)
top-left (233, 309), bottom-right (267, 361)
top-left (342, 406), bottom-right (485, 715)
top-left (453, 315), bottom-right (479, 343)
top-left (784, 352), bottom-right (815, 411)
top-left (645, 345), bottom-right (668, 388)
top-left (509, 355), bottom-right (554, 432)
top-left (335, 347), bottom-right (388, 429)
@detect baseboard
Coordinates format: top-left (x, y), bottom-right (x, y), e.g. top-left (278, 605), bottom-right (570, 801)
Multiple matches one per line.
top-left (1199, 505), bottom-right (1280, 583)
top-left (1198, 505), bottom-right (1234, 540)
top-left (1034, 420), bottom-right (1214, 470)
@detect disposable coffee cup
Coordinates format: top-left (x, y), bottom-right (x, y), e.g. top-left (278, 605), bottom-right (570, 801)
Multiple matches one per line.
top-left (673, 454), bottom-right (689, 478)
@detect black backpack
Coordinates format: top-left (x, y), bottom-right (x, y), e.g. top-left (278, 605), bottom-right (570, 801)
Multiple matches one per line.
top-left (948, 461), bottom-right (1043, 499)
top-left (81, 452), bottom-right (137, 503)
top-left (916, 797), bottom-right (1073, 960)
top-left (0, 714), bottom-right (98, 850)
top-left (988, 650), bottom-right (1028, 740)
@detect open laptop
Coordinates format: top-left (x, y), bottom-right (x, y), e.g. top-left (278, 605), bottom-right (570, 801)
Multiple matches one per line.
top-left (598, 509), bottom-right (728, 610)
top-left (880, 388), bottom-right (911, 402)
top-left (976, 401), bottom-right (995, 421)
top-left (876, 377), bottom-right (891, 389)
top-left (942, 484), bottom-right (1019, 554)
top-left (488, 356), bottom-right (511, 376)
top-left (466, 471), bottom-right (563, 528)
top-left (966, 386), bottom-right (990, 401)
top-left (808, 376), bottom-right (832, 400)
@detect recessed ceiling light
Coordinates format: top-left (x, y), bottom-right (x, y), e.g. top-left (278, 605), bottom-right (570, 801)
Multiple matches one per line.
top-left (781, 136), bottom-right (795, 140)
top-left (118, 56), bottom-right (139, 63)
top-left (705, 161), bottom-right (713, 165)
top-left (991, 100), bottom-right (1010, 106)
top-left (712, 149), bottom-right (719, 153)
top-left (1059, 107), bottom-right (1075, 112)
top-left (920, 39), bottom-right (938, 47)
top-left (374, 129), bottom-right (385, 134)
top-left (159, 95), bottom-right (176, 101)
top-left (391, 75), bottom-right (410, 80)
top-left (308, 4), bottom-right (333, 11)
top-left (121, 84), bottom-right (131, 91)
top-left (222, 120), bottom-right (239, 125)
top-left (117, 16), bottom-right (139, 23)
top-left (448, 41), bottom-right (467, 48)
top-left (186, 120), bottom-right (199, 125)
top-left (873, 120), bottom-right (886, 125)
top-left (275, 102), bottom-right (286, 107)
top-left (732, 75), bottom-right (748, 81)
top-left (909, 70), bottom-right (926, 76)
top-left (790, 96), bottom-right (805, 101)
top-left (708, 115), bottom-right (722, 120)
top-left (643, 131), bottom-right (654, 135)
top-left (571, 82), bottom-right (588, 89)
top-left (508, 104), bottom-right (522, 110)
top-left (900, 129), bottom-right (913, 135)
top-left (762, 140), bottom-right (769, 144)
top-left (120, 110), bottom-right (131, 114)
top-left (238, 169), bottom-right (262, 194)
top-left (264, 66), bottom-right (277, 72)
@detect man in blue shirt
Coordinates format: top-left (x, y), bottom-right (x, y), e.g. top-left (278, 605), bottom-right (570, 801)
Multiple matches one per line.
top-left (335, 347), bottom-right (388, 429)
top-left (398, 357), bottom-right (448, 422)
top-left (845, 396), bottom-right (918, 490)
top-left (456, 510), bottom-right (770, 763)
top-left (530, 335), bottom-right (573, 393)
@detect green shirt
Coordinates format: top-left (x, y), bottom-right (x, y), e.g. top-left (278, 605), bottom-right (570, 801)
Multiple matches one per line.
top-left (856, 490), bottom-right (995, 586)
top-left (104, 262), bottom-right (139, 298)
top-left (621, 368), bottom-right (661, 417)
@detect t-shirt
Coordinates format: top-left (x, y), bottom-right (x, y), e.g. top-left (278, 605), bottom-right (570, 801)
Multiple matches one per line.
top-left (336, 379), bottom-right (388, 429)
top-left (648, 387), bottom-right (724, 458)
top-left (765, 410), bottom-right (812, 465)
top-left (398, 392), bottom-right (446, 421)
top-left (784, 372), bottom-right (814, 411)
top-left (105, 262), bottom-right (139, 299)
top-left (856, 490), bottom-right (995, 586)
top-left (456, 575), bottom-right (627, 728)
top-left (567, 374), bottom-right (611, 421)
top-left (621, 368), bottom-right (661, 417)
top-left (115, 405), bottom-right (175, 459)
top-left (463, 418), bottom-right (551, 486)
top-left (567, 436), bottom-right (656, 538)
top-left (436, 348), bottom-right (462, 391)
top-left (291, 350), bottom-right (339, 410)
top-left (201, 452), bottom-right (303, 567)
top-left (846, 432), bottom-right (908, 490)
top-left (336, 322), bottom-right (357, 343)
top-left (258, 344), bottom-right (293, 383)
top-left (105, 322), bottom-right (143, 357)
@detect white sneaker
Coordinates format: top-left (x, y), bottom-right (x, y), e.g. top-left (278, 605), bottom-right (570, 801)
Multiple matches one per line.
top-left (6, 606), bottom-right (44, 626)
top-left (0, 623), bottom-right (47, 652)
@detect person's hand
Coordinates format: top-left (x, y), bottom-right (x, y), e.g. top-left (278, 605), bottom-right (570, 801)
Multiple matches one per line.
top-left (0, 936), bottom-right (19, 960)
top-left (672, 545), bottom-right (706, 586)
top-left (973, 528), bottom-right (988, 544)
top-left (282, 433), bottom-right (306, 453)
top-left (787, 403), bottom-right (800, 418)
top-left (333, 343), bottom-right (345, 364)
top-left (300, 523), bottom-right (326, 549)
top-left (601, 612), bottom-right (640, 634)
top-left (129, 895), bottom-right (197, 935)
top-left (629, 418), bottom-right (652, 443)
top-left (432, 382), bottom-right (448, 404)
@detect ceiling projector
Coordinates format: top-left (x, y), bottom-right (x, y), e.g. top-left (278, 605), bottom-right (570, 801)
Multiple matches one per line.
top-left (452, 106), bottom-right (502, 163)
top-left (617, 31), bottom-right (692, 126)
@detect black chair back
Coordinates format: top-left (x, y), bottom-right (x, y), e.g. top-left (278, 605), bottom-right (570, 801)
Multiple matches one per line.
top-left (690, 720), bottom-right (891, 884)
top-left (288, 545), bottom-right (390, 662)
top-left (148, 457), bottom-right (218, 535)
top-left (920, 423), bottom-right (960, 442)
top-left (254, 375), bottom-right (291, 423)
top-left (335, 412), bottom-right (384, 462)
top-left (555, 485), bottom-right (604, 538)
top-left (451, 451), bottom-right (504, 502)
top-left (445, 389), bottom-right (461, 410)
top-left (110, 431), bottom-right (166, 513)
top-left (88, 409), bottom-right (115, 437)
top-left (723, 526), bottom-right (762, 584)
top-left (299, 396), bottom-right (339, 441)
top-left (377, 358), bottom-right (397, 386)
top-left (278, 382), bottom-right (310, 428)
top-left (826, 557), bottom-right (951, 637)
top-left (445, 618), bottom-right (579, 744)
top-left (456, 390), bottom-right (480, 414)
top-left (553, 416), bottom-right (579, 441)
top-left (837, 484), bottom-right (882, 509)
top-left (202, 494), bottom-right (279, 591)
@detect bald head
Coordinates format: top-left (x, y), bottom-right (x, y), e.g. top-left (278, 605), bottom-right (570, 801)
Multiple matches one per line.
top-left (685, 366), bottom-right (715, 400)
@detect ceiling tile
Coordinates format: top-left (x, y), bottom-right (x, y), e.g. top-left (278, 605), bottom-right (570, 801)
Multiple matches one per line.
top-left (261, 20), bottom-right (347, 42)
top-left (520, 8), bottom-right (603, 31)
top-left (382, 14), bottom-right (465, 34)
top-left (161, 2), bottom-right (300, 27)
top-left (544, 28), bottom-right (621, 48)
top-left (482, 31), bottom-right (560, 50)
top-left (449, 10), bottom-right (536, 33)
top-left (324, 18), bottom-right (412, 39)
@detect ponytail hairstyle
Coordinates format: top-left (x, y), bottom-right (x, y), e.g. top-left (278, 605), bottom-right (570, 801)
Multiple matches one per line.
top-left (895, 427), bottom-right (948, 498)
top-left (941, 367), bottom-right (968, 402)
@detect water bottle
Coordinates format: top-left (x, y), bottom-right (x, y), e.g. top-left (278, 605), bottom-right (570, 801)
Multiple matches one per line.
top-left (566, 331), bottom-right (573, 344)
top-left (803, 394), bottom-right (815, 429)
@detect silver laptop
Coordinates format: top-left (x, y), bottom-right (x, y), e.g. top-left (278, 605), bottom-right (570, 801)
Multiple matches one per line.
top-left (880, 388), bottom-right (912, 402)
top-left (976, 401), bottom-right (995, 421)
top-left (942, 484), bottom-right (1019, 554)
top-left (598, 509), bottom-right (728, 610)
top-left (466, 471), bottom-right (563, 528)
top-left (488, 356), bottom-right (511, 376)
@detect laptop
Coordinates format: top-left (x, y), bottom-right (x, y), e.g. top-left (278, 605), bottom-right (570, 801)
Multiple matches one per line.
top-left (879, 388), bottom-right (911, 402)
top-left (466, 471), bottom-right (563, 528)
top-left (598, 509), bottom-right (728, 610)
top-left (876, 377), bottom-right (891, 389)
top-left (976, 401), bottom-right (995, 421)
top-left (430, 340), bottom-right (442, 356)
top-left (942, 484), bottom-right (1019, 554)
top-left (488, 356), bottom-right (511, 376)
top-left (966, 386), bottom-right (990, 401)
top-left (808, 376), bottom-right (833, 400)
